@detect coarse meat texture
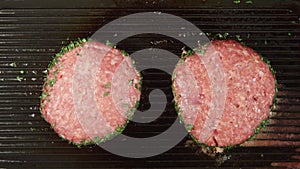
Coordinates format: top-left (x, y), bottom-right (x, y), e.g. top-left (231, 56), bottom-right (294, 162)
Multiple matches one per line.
top-left (172, 40), bottom-right (276, 147)
top-left (40, 39), bottom-right (141, 145)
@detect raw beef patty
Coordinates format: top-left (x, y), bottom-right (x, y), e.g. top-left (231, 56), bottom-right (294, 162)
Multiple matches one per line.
top-left (40, 39), bottom-right (141, 145)
top-left (172, 40), bottom-right (276, 146)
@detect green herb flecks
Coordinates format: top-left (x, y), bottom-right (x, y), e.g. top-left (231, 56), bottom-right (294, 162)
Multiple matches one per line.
top-left (186, 50), bottom-right (194, 56)
top-left (186, 124), bottom-right (194, 131)
top-left (122, 103), bottom-right (129, 108)
top-left (105, 132), bottom-right (116, 140)
top-left (48, 38), bottom-right (89, 70)
top-left (272, 79), bottom-right (279, 111)
top-left (135, 101), bottom-right (140, 108)
top-left (89, 123), bottom-right (129, 145)
top-left (194, 47), bottom-right (206, 56)
top-left (211, 32), bottom-right (230, 41)
top-left (41, 92), bottom-right (49, 99)
top-left (188, 129), bottom-right (236, 150)
top-left (16, 76), bottom-right (23, 82)
top-left (248, 118), bottom-right (269, 141)
top-left (291, 21), bottom-right (297, 24)
top-left (116, 124), bottom-right (126, 133)
top-left (103, 91), bottom-right (110, 97)
top-left (260, 55), bottom-right (276, 75)
top-left (134, 73), bottom-right (143, 91)
top-left (223, 32), bottom-right (229, 38)
top-left (92, 136), bottom-right (101, 143)
top-left (247, 33), bottom-right (251, 39)
top-left (121, 50), bottom-right (129, 57)
top-left (177, 107), bottom-right (185, 125)
top-left (82, 139), bottom-right (92, 146)
top-left (74, 121), bottom-right (130, 146)
top-left (50, 123), bottom-right (56, 129)
top-left (48, 57), bottom-right (60, 70)
top-left (63, 38), bottom-right (86, 52)
top-left (264, 40), bottom-right (268, 45)
top-left (172, 82), bottom-right (185, 126)
top-left (105, 40), bottom-right (115, 48)
top-left (236, 35), bottom-right (242, 42)
top-left (105, 82), bottom-right (111, 88)
top-left (126, 106), bottom-right (137, 119)
top-left (288, 32), bottom-right (292, 36)
top-left (254, 120), bottom-right (268, 134)
top-left (216, 33), bottom-right (224, 39)
top-left (128, 79), bottom-right (134, 85)
top-left (181, 49), bottom-right (195, 58)
top-left (214, 33), bottom-right (229, 40)
top-left (53, 68), bottom-right (60, 75)
top-left (19, 70), bottom-right (25, 74)
top-left (49, 78), bottom-right (56, 87)
top-left (233, 0), bottom-right (240, 4)
top-left (126, 108), bottom-right (135, 117)
top-left (194, 43), bottom-right (209, 56)
top-left (173, 73), bottom-right (176, 79)
top-left (259, 55), bottom-right (278, 107)
top-left (189, 133), bottom-right (200, 144)
top-left (245, 0), bottom-right (253, 4)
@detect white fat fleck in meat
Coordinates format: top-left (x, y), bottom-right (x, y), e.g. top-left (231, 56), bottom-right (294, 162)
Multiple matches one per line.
top-left (242, 49), bottom-right (250, 56)
top-left (104, 70), bottom-right (113, 75)
top-left (258, 70), bottom-right (264, 76)
top-left (133, 78), bottom-right (139, 84)
top-left (111, 56), bottom-right (121, 65)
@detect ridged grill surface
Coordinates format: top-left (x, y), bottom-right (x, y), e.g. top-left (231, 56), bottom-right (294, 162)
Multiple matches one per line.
top-left (0, 1), bottom-right (299, 169)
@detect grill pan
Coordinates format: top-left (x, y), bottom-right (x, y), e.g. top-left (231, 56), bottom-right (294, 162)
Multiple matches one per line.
top-left (0, 0), bottom-right (299, 168)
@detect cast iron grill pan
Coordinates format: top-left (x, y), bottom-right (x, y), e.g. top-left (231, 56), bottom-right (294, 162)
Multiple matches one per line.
top-left (0, 3), bottom-right (299, 169)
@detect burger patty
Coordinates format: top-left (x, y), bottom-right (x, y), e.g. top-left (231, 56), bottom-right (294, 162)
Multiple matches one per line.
top-left (40, 40), bottom-right (141, 145)
top-left (172, 40), bottom-right (276, 147)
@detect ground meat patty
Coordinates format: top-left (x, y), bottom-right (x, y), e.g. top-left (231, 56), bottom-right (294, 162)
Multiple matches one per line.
top-left (172, 40), bottom-right (276, 147)
top-left (40, 39), bottom-right (141, 145)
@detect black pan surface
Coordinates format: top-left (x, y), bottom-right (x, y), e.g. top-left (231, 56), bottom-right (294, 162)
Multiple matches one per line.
top-left (0, 0), bottom-right (299, 168)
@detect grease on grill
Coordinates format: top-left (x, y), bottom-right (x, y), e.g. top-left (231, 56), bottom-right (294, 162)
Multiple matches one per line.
top-left (185, 140), bottom-right (231, 166)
